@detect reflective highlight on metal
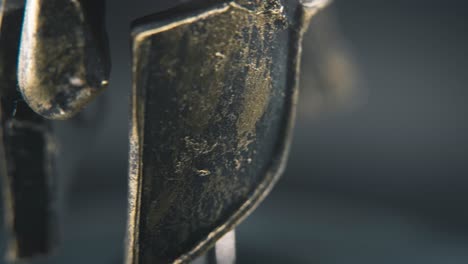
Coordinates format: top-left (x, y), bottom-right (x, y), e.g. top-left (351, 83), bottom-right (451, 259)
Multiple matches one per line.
top-left (209, 231), bottom-right (236, 264)
top-left (0, 0), bottom-right (57, 260)
top-left (18, 0), bottom-right (110, 120)
top-left (127, 0), bottom-right (330, 263)
top-left (192, 231), bottom-right (236, 264)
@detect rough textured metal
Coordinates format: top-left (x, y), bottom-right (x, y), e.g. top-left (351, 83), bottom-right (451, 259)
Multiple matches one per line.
top-left (0, 0), bottom-right (57, 260)
top-left (127, 0), bottom-right (329, 263)
top-left (18, 0), bottom-right (110, 120)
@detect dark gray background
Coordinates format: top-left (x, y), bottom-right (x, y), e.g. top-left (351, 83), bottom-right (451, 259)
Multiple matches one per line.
top-left (1, 0), bottom-right (468, 263)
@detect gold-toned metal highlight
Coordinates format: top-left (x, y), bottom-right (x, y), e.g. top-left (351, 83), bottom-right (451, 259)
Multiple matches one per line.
top-left (0, 0), bottom-right (57, 260)
top-left (18, 0), bottom-right (110, 120)
top-left (127, 0), bottom-right (330, 263)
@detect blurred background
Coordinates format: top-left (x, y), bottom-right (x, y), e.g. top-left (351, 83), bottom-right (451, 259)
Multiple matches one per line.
top-left (2, 0), bottom-right (468, 263)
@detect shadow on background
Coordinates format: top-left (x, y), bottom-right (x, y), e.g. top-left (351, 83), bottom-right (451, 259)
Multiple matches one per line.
top-left (1, 0), bottom-right (468, 263)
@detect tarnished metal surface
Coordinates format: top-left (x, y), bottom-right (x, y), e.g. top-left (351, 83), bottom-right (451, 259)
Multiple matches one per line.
top-left (127, 0), bottom-right (329, 263)
top-left (0, 0), bottom-right (57, 260)
top-left (18, 0), bottom-right (110, 120)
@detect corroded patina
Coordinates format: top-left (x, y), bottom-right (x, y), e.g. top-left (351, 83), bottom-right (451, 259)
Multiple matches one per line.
top-left (0, 0), bottom-right (57, 260)
top-left (18, 0), bottom-right (110, 120)
top-left (127, 0), bottom-right (329, 263)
